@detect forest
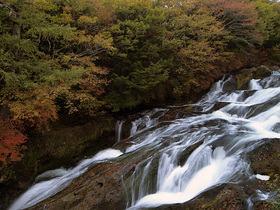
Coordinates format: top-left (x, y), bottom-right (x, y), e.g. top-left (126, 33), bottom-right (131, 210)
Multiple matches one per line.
top-left (0, 0), bottom-right (280, 169)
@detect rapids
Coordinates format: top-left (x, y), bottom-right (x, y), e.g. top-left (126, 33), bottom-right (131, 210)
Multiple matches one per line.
top-left (9, 70), bottom-right (280, 209)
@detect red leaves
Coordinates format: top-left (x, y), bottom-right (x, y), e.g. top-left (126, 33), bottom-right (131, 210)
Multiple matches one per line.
top-left (0, 88), bottom-right (58, 168)
top-left (0, 118), bottom-right (27, 167)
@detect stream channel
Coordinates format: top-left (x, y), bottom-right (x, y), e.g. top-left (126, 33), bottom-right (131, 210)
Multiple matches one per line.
top-left (9, 70), bottom-right (280, 209)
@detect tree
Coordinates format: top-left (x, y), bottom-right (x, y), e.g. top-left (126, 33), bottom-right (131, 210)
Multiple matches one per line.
top-left (211, 0), bottom-right (260, 51)
top-left (153, 0), bottom-right (232, 96)
top-left (0, 0), bottom-right (114, 166)
top-left (105, 0), bottom-right (172, 111)
top-left (252, 0), bottom-right (280, 47)
top-left (0, 117), bottom-right (27, 168)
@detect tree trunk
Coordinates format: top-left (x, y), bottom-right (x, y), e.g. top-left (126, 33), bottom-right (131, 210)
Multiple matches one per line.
top-left (0, 105), bottom-right (9, 120)
top-left (12, 0), bottom-right (23, 62)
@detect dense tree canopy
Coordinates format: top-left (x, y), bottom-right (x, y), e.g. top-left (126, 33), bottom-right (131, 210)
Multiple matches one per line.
top-left (0, 0), bottom-right (280, 166)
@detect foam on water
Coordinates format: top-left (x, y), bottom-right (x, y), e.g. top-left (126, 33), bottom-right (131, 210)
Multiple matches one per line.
top-left (10, 70), bottom-right (280, 210)
top-left (9, 149), bottom-right (123, 210)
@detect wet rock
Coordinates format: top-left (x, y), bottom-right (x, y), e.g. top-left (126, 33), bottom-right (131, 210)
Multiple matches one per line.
top-left (235, 65), bottom-right (273, 90)
top-left (236, 67), bottom-right (257, 90)
top-left (5, 65), bottom-right (280, 210)
top-left (248, 139), bottom-right (280, 208)
top-left (154, 184), bottom-right (248, 210)
top-left (254, 65), bottom-right (271, 78)
top-left (113, 137), bottom-right (136, 152)
top-left (0, 114), bottom-right (118, 210)
top-left (222, 75), bottom-right (238, 92)
top-left (21, 117), bottom-right (278, 210)
top-left (160, 106), bottom-right (195, 121)
top-left (25, 123), bottom-right (277, 210)
top-left (269, 65), bottom-right (280, 71)
top-left (28, 162), bottom-right (128, 210)
top-left (249, 139), bottom-right (280, 175)
top-left (145, 140), bottom-right (280, 210)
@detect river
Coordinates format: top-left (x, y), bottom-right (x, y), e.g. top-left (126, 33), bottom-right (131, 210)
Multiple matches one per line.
top-left (10, 70), bottom-right (280, 209)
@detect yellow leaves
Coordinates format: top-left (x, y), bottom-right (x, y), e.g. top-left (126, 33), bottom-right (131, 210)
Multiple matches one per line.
top-left (92, 32), bottom-right (116, 51)
top-left (270, 43), bottom-right (280, 63)
top-left (75, 30), bottom-right (115, 53)
top-left (112, 0), bottom-right (152, 8)
top-left (52, 12), bottom-right (74, 24)
top-left (33, 0), bottom-right (58, 12)
top-left (60, 55), bottom-right (72, 64)
top-left (166, 1), bottom-right (232, 75)
top-left (78, 15), bottom-right (97, 26)
top-left (273, 44), bottom-right (280, 52)
top-left (71, 92), bottom-right (103, 115)
top-left (75, 57), bottom-right (108, 74)
top-left (186, 40), bottom-right (215, 60)
top-left (76, 32), bottom-right (92, 44)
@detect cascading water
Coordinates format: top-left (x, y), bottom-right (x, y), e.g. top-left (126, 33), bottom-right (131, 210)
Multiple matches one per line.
top-left (116, 119), bottom-right (125, 142)
top-left (9, 149), bottom-right (123, 210)
top-left (124, 72), bottom-right (280, 209)
top-left (9, 70), bottom-right (280, 210)
top-left (129, 108), bottom-right (168, 136)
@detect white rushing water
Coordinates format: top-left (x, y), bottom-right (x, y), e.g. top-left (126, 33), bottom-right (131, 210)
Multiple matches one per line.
top-left (116, 119), bottom-right (125, 142)
top-left (9, 149), bottom-right (123, 210)
top-left (125, 71), bottom-right (280, 209)
top-left (10, 70), bottom-right (280, 209)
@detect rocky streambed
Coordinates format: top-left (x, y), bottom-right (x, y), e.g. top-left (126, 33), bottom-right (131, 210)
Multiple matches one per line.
top-left (3, 65), bottom-right (280, 210)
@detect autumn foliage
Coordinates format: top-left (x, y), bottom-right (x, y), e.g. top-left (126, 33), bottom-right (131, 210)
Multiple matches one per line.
top-left (0, 118), bottom-right (27, 168)
top-left (0, 0), bottom-right (280, 167)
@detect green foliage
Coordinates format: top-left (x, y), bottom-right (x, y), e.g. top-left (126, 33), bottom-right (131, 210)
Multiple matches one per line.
top-left (106, 60), bottom-right (170, 111)
top-left (0, 0), bottom-right (113, 166)
top-left (105, 1), bottom-right (172, 111)
top-left (253, 0), bottom-right (280, 46)
top-left (1, 0), bottom-right (280, 166)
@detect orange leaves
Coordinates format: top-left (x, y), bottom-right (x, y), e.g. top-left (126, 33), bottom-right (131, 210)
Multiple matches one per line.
top-left (213, 0), bottom-right (258, 25)
top-left (211, 0), bottom-right (260, 48)
top-left (93, 0), bottom-right (115, 26)
top-left (9, 89), bottom-right (58, 133)
top-left (79, 71), bottom-right (109, 96)
top-left (46, 62), bottom-right (109, 116)
top-left (0, 117), bottom-right (27, 167)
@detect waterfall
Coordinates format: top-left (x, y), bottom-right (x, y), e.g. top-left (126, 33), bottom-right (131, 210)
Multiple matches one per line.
top-left (9, 70), bottom-right (280, 210)
top-left (116, 119), bottom-right (125, 142)
top-left (9, 149), bottom-right (123, 210)
top-left (130, 108), bottom-right (168, 136)
top-left (124, 70), bottom-right (280, 209)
